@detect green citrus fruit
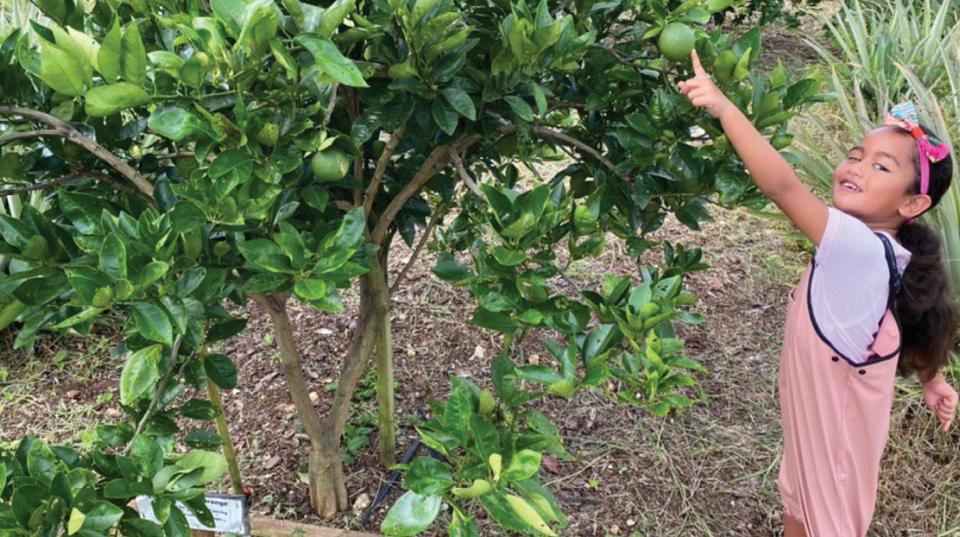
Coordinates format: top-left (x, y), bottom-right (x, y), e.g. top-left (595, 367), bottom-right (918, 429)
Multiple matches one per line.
top-left (311, 148), bottom-right (352, 183)
top-left (658, 23), bottom-right (696, 62)
top-left (255, 123), bottom-right (279, 147)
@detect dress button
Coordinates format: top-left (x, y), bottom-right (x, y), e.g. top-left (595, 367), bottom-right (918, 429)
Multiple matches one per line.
top-left (831, 356), bottom-right (839, 362)
top-left (858, 370), bottom-right (866, 375)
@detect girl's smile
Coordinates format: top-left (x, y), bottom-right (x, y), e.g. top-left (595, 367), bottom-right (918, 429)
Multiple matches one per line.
top-left (831, 126), bottom-right (930, 232)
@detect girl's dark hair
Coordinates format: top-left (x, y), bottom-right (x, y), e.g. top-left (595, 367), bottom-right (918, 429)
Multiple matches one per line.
top-left (893, 124), bottom-right (958, 379)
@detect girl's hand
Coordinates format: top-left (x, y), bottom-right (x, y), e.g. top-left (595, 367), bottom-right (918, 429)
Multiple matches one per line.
top-left (922, 374), bottom-right (957, 432)
top-left (677, 50), bottom-right (734, 120)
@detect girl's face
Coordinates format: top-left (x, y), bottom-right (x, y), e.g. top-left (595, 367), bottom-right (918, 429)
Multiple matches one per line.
top-left (831, 126), bottom-right (929, 226)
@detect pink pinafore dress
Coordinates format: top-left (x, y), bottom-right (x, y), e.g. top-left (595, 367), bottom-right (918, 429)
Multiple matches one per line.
top-left (778, 234), bottom-right (902, 536)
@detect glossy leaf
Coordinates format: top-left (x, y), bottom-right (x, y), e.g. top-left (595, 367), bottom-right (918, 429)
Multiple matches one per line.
top-left (132, 303), bottom-right (174, 346)
top-left (85, 82), bottom-right (150, 117)
top-left (119, 344), bottom-right (162, 406)
top-left (381, 491), bottom-right (442, 536)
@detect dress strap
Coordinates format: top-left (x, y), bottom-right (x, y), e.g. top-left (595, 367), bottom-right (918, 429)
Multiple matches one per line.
top-left (874, 232), bottom-right (902, 311)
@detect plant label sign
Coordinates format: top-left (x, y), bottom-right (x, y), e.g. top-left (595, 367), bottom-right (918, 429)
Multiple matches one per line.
top-left (135, 494), bottom-right (250, 534)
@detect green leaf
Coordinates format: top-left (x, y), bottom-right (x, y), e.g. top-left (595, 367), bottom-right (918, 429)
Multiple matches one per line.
top-left (237, 0), bottom-right (281, 54)
top-left (100, 233), bottom-right (127, 281)
top-left (733, 46), bottom-right (751, 81)
top-left (208, 148), bottom-right (253, 197)
top-left (333, 207), bottom-right (366, 249)
top-left (140, 261), bottom-right (169, 287)
top-left (448, 512), bottom-right (479, 537)
top-left (133, 303), bottom-right (174, 346)
top-left (269, 37), bottom-right (299, 79)
top-left (204, 353), bottom-right (237, 390)
top-left (472, 306), bottom-right (516, 333)
top-left (492, 246), bottom-right (525, 266)
top-left (97, 18), bottom-right (121, 82)
top-left (81, 502), bottom-right (124, 531)
top-left (12, 484), bottom-right (47, 528)
top-left (85, 82), bottom-right (150, 116)
top-left (480, 492), bottom-right (530, 534)
top-left (121, 22), bottom-right (147, 85)
top-left (502, 449), bottom-right (541, 482)
top-left (122, 518), bottom-right (164, 537)
top-left (441, 87), bottom-right (476, 121)
top-left (431, 98), bottom-right (458, 136)
top-left (516, 365), bottom-right (562, 385)
top-left (180, 399), bottom-right (221, 420)
top-left (403, 457), bottom-right (454, 496)
top-left (316, 0), bottom-right (355, 37)
top-left (27, 441), bottom-right (58, 485)
top-left (530, 83), bottom-right (547, 115)
top-left (504, 96), bottom-right (535, 122)
top-left (103, 477), bottom-right (151, 498)
top-left (174, 451), bottom-right (227, 485)
top-left (295, 34), bottom-right (368, 87)
top-left (185, 429), bottom-right (223, 450)
top-left (130, 435), bottom-right (163, 476)
top-left (13, 274), bottom-right (68, 306)
top-left (380, 491), bottom-right (442, 536)
top-left (40, 41), bottom-right (85, 95)
top-left (32, 0), bottom-right (70, 23)
top-left (505, 494), bottom-right (557, 536)
top-left (148, 107), bottom-right (213, 142)
top-left (294, 279), bottom-right (328, 301)
top-left (67, 508), bottom-right (85, 535)
top-left (120, 344), bottom-right (162, 406)
top-left (432, 253), bottom-right (472, 284)
top-left (164, 507), bottom-right (190, 537)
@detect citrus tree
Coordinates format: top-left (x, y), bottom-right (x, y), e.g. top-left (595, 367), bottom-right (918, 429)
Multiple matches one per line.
top-left (0, 0), bottom-right (821, 530)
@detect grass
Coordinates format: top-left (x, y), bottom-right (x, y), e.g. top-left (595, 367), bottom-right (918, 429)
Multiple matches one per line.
top-left (0, 332), bottom-right (119, 446)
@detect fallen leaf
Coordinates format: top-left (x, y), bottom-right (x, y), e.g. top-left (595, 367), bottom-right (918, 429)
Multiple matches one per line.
top-left (542, 454), bottom-right (560, 474)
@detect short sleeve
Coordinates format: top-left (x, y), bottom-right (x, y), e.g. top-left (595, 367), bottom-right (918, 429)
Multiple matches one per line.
top-left (809, 209), bottom-right (893, 362)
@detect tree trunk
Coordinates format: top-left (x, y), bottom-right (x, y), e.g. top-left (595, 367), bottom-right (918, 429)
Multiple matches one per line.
top-left (205, 377), bottom-right (244, 494)
top-left (371, 250), bottom-right (396, 467)
top-left (252, 269), bottom-right (383, 517)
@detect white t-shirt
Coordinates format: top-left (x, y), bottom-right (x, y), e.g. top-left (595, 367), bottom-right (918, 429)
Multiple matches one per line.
top-left (809, 208), bottom-right (912, 362)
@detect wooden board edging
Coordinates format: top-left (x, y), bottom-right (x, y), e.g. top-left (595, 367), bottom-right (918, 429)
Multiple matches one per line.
top-left (250, 516), bottom-right (380, 537)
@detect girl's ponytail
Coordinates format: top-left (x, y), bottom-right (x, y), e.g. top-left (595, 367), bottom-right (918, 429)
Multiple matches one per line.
top-left (895, 221), bottom-right (958, 378)
top-left (895, 123), bottom-right (957, 379)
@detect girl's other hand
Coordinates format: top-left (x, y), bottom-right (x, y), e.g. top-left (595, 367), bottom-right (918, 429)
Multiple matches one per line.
top-left (922, 375), bottom-right (957, 432)
top-left (677, 50), bottom-right (734, 120)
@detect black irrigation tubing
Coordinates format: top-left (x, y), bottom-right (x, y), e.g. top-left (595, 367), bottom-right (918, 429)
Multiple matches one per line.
top-left (360, 407), bottom-right (445, 527)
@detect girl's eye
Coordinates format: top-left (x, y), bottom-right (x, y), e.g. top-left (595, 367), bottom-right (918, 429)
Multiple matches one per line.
top-left (847, 156), bottom-right (861, 162)
top-left (873, 163), bottom-right (889, 172)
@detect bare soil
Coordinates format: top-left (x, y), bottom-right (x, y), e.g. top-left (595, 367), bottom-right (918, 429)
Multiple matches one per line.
top-left (3, 206), bottom-right (958, 536)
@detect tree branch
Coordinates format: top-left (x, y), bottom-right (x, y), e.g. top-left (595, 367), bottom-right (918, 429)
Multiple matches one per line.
top-left (363, 127), bottom-right (405, 216)
top-left (500, 124), bottom-right (629, 181)
top-left (0, 173), bottom-right (82, 196)
top-left (389, 203), bottom-right (446, 295)
top-left (370, 134), bottom-right (481, 245)
top-left (0, 106), bottom-right (155, 199)
top-left (251, 294), bottom-right (328, 442)
top-left (154, 151), bottom-right (195, 160)
top-left (590, 42), bottom-right (640, 66)
top-left (447, 147), bottom-right (484, 198)
top-left (0, 129), bottom-right (63, 146)
top-left (323, 83), bottom-right (340, 128)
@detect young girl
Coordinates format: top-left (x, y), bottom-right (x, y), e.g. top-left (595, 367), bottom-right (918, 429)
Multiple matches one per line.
top-left (678, 51), bottom-right (959, 536)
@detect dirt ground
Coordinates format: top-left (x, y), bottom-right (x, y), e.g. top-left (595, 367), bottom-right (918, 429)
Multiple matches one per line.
top-left (3, 205), bottom-right (958, 536)
top-left (2, 10), bottom-right (959, 537)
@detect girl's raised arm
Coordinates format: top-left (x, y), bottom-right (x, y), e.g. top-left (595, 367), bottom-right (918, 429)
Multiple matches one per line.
top-left (679, 50), bottom-right (828, 245)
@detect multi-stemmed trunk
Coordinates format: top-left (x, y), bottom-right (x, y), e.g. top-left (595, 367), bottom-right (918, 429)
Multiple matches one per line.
top-left (252, 254), bottom-right (391, 517)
